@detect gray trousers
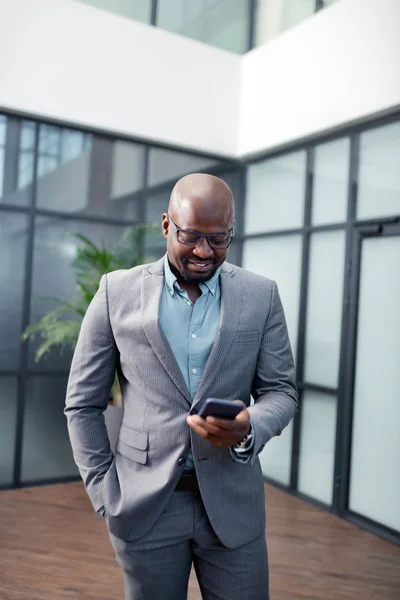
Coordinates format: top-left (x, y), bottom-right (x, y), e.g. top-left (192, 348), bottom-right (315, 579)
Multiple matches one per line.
top-left (109, 490), bottom-right (269, 600)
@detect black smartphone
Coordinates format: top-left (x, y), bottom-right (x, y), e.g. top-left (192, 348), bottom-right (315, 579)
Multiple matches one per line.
top-left (197, 398), bottom-right (243, 420)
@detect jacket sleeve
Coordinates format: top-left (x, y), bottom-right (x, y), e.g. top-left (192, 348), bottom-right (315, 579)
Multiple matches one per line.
top-left (64, 274), bottom-right (117, 512)
top-left (246, 280), bottom-right (298, 465)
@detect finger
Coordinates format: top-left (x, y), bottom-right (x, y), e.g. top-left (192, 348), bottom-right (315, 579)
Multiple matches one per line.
top-left (187, 417), bottom-right (209, 439)
top-left (207, 413), bottom-right (247, 432)
top-left (188, 415), bottom-right (228, 435)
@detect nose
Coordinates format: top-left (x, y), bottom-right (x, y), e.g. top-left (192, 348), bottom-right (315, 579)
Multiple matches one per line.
top-left (193, 236), bottom-right (214, 259)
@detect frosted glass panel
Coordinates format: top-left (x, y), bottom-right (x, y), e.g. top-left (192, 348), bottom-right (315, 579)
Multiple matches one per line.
top-left (259, 420), bottom-right (293, 485)
top-left (245, 151), bottom-right (306, 233)
top-left (242, 235), bottom-right (302, 360)
top-left (357, 122), bottom-right (400, 220)
top-left (255, 0), bottom-right (315, 46)
top-left (298, 391), bottom-right (337, 505)
top-left (157, 0), bottom-right (250, 54)
top-left (304, 231), bottom-right (345, 388)
top-left (312, 138), bottom-right (349, 225)
top-left (21, 377), bottom-right (79, 482)
top-left (0, 212), bottom-right (29, 369)
top-left (349, 236), bottom-right (400, 532)
top-left (78, 0), bottom-right (152, 23)
top-left (0, 378), bottom-right (18, 486)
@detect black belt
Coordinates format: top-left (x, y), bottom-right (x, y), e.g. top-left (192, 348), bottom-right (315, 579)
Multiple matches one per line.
top-left (175, 471), bottom-right (199, 492)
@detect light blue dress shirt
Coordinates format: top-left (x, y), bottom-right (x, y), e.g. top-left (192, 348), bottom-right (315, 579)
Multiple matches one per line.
top-left (159, 254), bottom-right (253, 472)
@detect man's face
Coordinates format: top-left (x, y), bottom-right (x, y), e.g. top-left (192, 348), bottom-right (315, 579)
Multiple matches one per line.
top-left (162, 202), bottom-right (233, 283)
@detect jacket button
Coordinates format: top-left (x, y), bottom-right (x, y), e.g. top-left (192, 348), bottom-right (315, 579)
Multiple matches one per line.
top-left (178, 457), bottom-right (186, 466)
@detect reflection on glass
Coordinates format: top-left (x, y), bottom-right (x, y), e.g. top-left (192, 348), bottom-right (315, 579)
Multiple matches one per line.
top-left (255, 0), bottom-right (315, 46)
top-left (245, 151), bottom-right (306, 233)
top-left (0, 212), bottom-right (29, 369)
top-left (0, 117), bottom-right (36, 205)
top-left (357, 121), bottom-right (400, 220)
top-left (157, 0), bottom-right (251, 54)
top-left (21, 376), bottom-right (79, 482)
top-left (312, 137), bottom-right (350, 225)
top-left (37, 124), bottom-right (91, 179)
top-left (36, 126), bottom-right (144, 220)
top-left (78, 0), bottom-right (152, 23)
top-left (148, 147), bottom-right (218, 188)
top-left (29, 217), bottom-right (128, 370)
top-left (18, 121), bottom-right (36, 189)
top-left (0, 378), bottom-right (18, 486)
top-left (304, 231), bottom-right (345, 388)
top-left (349, 236), bottom-right (400, 532)
top-left (298, 390), bottom-right (337, 505)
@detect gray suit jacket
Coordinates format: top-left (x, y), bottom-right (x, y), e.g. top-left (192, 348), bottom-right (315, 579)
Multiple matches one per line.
top-left (65, 257), bottom-right (297, 548)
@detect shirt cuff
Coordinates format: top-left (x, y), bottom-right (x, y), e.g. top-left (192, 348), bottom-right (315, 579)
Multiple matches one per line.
top-left (96, 506), bottom-right (106, 519)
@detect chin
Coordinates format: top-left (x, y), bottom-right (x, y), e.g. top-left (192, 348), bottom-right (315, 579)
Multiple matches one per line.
top-left (180, 265), bottom-right (219, 283)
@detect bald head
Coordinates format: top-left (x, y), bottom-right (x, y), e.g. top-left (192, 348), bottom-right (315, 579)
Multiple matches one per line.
top-left (169, 173), bottom-right (234, 226)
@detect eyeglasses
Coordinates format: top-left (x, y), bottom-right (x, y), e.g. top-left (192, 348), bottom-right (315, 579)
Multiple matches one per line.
top-left (168, 216), bottom-right (234, 249)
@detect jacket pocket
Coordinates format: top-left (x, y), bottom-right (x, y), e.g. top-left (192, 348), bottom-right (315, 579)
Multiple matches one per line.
top-left (116, 423), bottom-right (148, 465)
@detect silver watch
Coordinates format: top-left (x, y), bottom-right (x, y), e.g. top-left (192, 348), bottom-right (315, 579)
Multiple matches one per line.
top-left (236, 430), bottom-right (253, 448)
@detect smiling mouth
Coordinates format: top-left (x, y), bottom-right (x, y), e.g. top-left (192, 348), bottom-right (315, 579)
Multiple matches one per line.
top-left (187, 261), bottom-right (213, 269)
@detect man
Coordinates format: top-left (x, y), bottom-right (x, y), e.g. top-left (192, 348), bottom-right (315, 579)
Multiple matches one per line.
top-left (65, 173), bottom-right (297, 600)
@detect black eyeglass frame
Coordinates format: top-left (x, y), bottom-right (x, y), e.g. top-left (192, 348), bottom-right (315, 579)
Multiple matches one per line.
top-left (168, 215), bottom-right (234, 249)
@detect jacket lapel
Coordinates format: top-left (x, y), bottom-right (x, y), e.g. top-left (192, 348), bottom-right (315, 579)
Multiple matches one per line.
top-left (192, 263), bottom-right (239, 409)
top-left (141, 258), bottom-right (192, 405)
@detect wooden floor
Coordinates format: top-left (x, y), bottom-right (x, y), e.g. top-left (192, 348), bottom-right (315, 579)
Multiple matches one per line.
top-left (0, 482), bottom-right (399, 600)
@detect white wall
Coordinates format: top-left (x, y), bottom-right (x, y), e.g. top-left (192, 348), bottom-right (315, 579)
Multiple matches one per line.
top-left (238, 0), bottom-right (400, 157)
top-left (1, 0), bottom-right (399, 159)
top-left (0, 0), bottom-right (240, 157)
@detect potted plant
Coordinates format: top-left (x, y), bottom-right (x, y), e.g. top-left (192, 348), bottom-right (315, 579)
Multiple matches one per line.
top-left (23, 225), bottom-right (161, 449)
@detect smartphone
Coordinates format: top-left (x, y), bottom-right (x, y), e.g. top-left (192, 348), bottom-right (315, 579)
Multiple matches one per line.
top-left (196, 398), bottom-right (243, 420)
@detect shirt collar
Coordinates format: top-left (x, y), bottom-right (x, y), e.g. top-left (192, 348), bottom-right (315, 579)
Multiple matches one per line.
top-left (163, 253), bottom-right (220, 296)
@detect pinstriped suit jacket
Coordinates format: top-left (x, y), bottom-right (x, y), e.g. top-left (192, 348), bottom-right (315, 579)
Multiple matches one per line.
top-left (65, 257), bottom-right (297, 548)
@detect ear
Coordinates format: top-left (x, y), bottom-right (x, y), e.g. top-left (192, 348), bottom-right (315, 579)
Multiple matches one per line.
top-left (161, 213), bottom-right (169, 239)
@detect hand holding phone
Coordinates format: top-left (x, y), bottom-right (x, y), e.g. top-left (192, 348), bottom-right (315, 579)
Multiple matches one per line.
top-left (187, 398), bottom-right (250, 449)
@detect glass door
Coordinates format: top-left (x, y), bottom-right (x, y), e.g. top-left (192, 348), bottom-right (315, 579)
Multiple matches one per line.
top-left (346, 220), bottom-right (400, 535)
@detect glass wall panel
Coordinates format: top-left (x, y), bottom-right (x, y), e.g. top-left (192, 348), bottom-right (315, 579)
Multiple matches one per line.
top-left (78, 0), bottom-right (152, 23)
top-left (0, 117), bottom-right (36, 206)
top-left (0, 212), bottom-right (29, 369)
top-left (245, 151), bottom-right (306, 233)
top-left (259, 421), bottom-right (293, 486)
top-left (29, 217), bottom-right (128, 370)
top-left (0, 378), bottom-right (18, 486)
top-left (304, 230), bottom-right (345, 388)
top-left (36, 127), bottom-right (145, 220)
top-left (357, 122), bottom-right (400, 220)
top-left (312, 138), bottom-right (350, 225)
top-left (0, 115), bottom-right (5, 194)
top-left (21, 376), bottom-right (79, 482)
top-left (298, 390), bottom-right (337, 505)
top-left (157, 0), bottom-right (250, 54)
top-left (242, 235), bottom-right (302, 358)
top-left (349, 236), bottom-right (400, 532)
top-left (255, 0), bottom-right (315, 46)
top-left (243, 234), bottom-right (302, 485)
top-left (148, 147), bottom-right (218, 188)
